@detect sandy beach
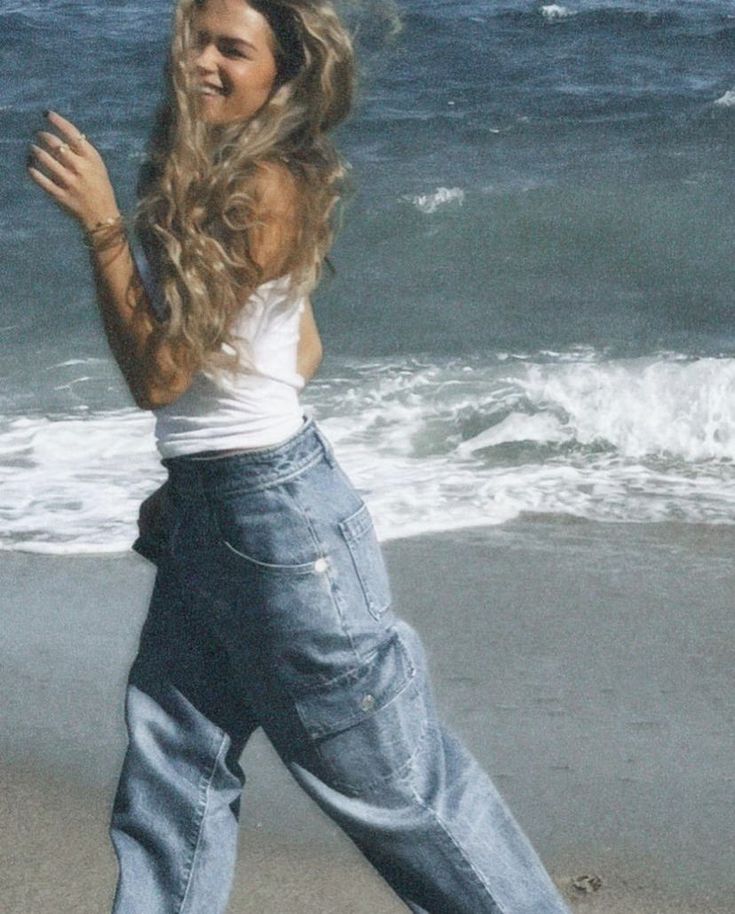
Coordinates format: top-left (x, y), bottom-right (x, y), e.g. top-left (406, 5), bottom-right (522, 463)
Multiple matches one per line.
top-left (2, 518), bottom-right (734, 913)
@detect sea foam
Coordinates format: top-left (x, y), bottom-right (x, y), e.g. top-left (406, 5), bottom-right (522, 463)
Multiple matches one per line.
top-left (2, 353), bottom-right (735, 554)
top-left (402, 187), bottom-right (465, 214)
top-left (541, 5), bottom-right (574, 22)
top-left (714, 89), bottom-right (735, 108)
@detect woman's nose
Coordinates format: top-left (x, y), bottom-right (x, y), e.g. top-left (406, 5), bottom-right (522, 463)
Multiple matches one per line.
top-left (194, 42), bottom-right (218, 72)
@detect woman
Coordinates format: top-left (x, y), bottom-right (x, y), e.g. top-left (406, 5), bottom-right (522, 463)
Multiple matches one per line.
top-left (27, 2), bottom-right (571, 912)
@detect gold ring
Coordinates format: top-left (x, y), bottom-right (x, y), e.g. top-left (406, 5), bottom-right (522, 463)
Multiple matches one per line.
top-left (56, 143), bottom-right (70, 157)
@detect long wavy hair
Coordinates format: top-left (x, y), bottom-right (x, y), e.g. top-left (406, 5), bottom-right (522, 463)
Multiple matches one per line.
top-left (132, 0), bottom-right (355, 373)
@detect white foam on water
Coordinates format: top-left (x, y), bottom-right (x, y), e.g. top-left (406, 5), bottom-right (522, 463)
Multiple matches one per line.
top-left (541, 5), bottom-right (575, 21)
top-left (0, 409), bottom-right (163, 554)
top-left (456, 412), bottom-right (568, 453)
top-left (305, 354), bottom-right (735, 541)
top-left (517, 357), bottom-right (735, 461)
top-left (402, 187), bottom-right (465, 214)
top-left (2, 352), bottom-right (735, 553)
top-left (714, 88), bottom-right (735, 108)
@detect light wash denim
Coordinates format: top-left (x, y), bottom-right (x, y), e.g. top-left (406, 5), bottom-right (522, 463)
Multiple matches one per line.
top-left (111, 414), bottom-right (571, 914)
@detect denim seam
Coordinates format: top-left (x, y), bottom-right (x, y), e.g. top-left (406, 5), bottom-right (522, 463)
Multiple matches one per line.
top-left (325, 695), bottom-right (432, 795)
top-left (321, 570), bottom-right (366, 663)
top-left (338, 522), bottom-right (391, 622)
top-left (314, 650), bottom-right (431, 795)
top-left (175, 731), bottom-right (229, 914)
top-left (286, 481), bottom-right (363, 666)
top-left (296, 629), bottom-right (406, 699)
top-left (315, 427), bottom-right (337, 467)
top-left (203, 447), bottom-right (325, 498)
top-left (283, 480), bottom-right (330, 564)
top-left (408, 762), bottom-right (508, 914)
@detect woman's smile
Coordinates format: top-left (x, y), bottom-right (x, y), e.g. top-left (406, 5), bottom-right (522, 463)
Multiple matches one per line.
top-left (198, 82), bottom-right (226, 96)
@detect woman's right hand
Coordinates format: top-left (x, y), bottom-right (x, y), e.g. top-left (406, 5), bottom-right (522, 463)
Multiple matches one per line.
top-left (27, 111), bottom-right (198, 414)
top-left (26, 110), bottom-right (121, 231)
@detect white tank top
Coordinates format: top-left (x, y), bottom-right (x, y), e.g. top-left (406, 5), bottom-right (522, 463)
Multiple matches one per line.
top-left (132, 244), bottom-right (306, 458)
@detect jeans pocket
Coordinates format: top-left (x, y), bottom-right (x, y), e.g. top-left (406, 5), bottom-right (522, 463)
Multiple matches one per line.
top-left (338, 502), bottom-right (392, 621)
top-left (209, 486), bottom-right (325, 574)
top-left (294, 632), bottom-right (428, 795)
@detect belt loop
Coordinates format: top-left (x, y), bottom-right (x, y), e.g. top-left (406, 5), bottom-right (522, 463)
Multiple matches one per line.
top-left (314, 421), bottom-right (337, 468)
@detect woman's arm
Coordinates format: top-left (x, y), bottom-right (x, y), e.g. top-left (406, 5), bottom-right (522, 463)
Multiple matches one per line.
top-left (297, 296), bottom-right (324, 382)
top-left (249, 161), bottom-right (324, 383)
top-left (87, 235), bottom-right (198, 410)
top-left (26, 111), bottom-right (197, 410)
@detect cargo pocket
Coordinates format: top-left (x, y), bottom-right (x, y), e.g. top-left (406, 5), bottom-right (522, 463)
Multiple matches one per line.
top-left (293, 632), bottom-right (428, 796)
top-left (338, 502), bottom-right (392, 621)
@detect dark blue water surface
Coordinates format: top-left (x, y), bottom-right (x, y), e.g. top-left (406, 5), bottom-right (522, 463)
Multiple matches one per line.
top-left (1, 1), bottom-right (734, 549)
top-left (3, 0), bottom-right (733, 367)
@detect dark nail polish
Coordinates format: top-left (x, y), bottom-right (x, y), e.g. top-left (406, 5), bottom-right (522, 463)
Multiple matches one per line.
top-left (42, 109), bottom-right (50, 117)
top-left (26, 153), bottom-right (34, 167)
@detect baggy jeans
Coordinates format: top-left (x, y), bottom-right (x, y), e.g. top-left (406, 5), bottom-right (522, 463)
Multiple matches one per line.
top-left (110, 414), bottom-right (571, 914)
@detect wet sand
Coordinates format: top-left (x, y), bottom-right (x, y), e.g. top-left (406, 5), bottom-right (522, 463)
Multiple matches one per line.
top-left (2, 518), bottom-right (734, 912)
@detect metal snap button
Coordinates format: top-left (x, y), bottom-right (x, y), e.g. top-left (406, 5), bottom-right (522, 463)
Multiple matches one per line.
top-left (314, 557), bottom-right (328, 573)
top-left (360, 693), bottom-right (375, 712)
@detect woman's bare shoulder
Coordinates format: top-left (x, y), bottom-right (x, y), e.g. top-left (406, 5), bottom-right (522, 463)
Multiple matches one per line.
top-left (248, 160), bottom-right (301, 280)
top-left (251, 159), bottom-right (301, 216)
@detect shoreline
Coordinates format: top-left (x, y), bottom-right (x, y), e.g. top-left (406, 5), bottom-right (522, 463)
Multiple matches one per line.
top-left (3, 517), bottom-right (734, 912)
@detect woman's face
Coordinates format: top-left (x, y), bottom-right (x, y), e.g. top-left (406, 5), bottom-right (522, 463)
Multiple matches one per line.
top-left (189, 0), bottom-right (279, 125)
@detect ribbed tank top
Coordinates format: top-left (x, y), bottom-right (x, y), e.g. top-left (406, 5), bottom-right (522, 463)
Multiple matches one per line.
top-left (132, 244), bottom-right (306, 458)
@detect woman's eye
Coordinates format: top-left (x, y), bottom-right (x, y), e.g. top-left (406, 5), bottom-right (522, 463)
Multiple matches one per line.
top-left (192, 29), bottom-right (247, 58)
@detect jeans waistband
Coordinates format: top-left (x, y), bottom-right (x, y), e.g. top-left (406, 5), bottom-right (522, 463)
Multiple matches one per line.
top-left (161, 414), bottom-right (335, 497)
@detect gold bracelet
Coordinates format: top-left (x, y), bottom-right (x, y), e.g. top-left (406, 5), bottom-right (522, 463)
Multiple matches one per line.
top-left (82, 214), bottom-right (127, 252)
top-left (84, 214), bottom-right (124, 235)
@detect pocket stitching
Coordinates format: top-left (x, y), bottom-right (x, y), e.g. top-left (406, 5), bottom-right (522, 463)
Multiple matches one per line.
top-left (208, 483), bottom-right (326, 575)
top-left (326, 690), bottom-right (431, 795)
top-left (338, 503), bottom-right (392, 620)
top-left (293, 634), bottom-right (430, 795)
top-left (220, 537), bottom-right (321, 574)
top-left (294, 633), bottom-right (415, 739)
top-left (338, 501), bottom-right (373, 542)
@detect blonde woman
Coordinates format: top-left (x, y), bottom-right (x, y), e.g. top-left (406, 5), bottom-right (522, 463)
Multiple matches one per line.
top-left (27, 2), bottom-right (571, 912)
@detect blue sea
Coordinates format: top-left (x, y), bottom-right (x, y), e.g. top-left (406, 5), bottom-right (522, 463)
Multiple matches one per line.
top-left (1, 0), bottom-right (734, 552)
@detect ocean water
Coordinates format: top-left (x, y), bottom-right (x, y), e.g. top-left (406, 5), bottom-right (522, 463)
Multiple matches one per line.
top-left (1, 0), bottom-right (734, 552)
